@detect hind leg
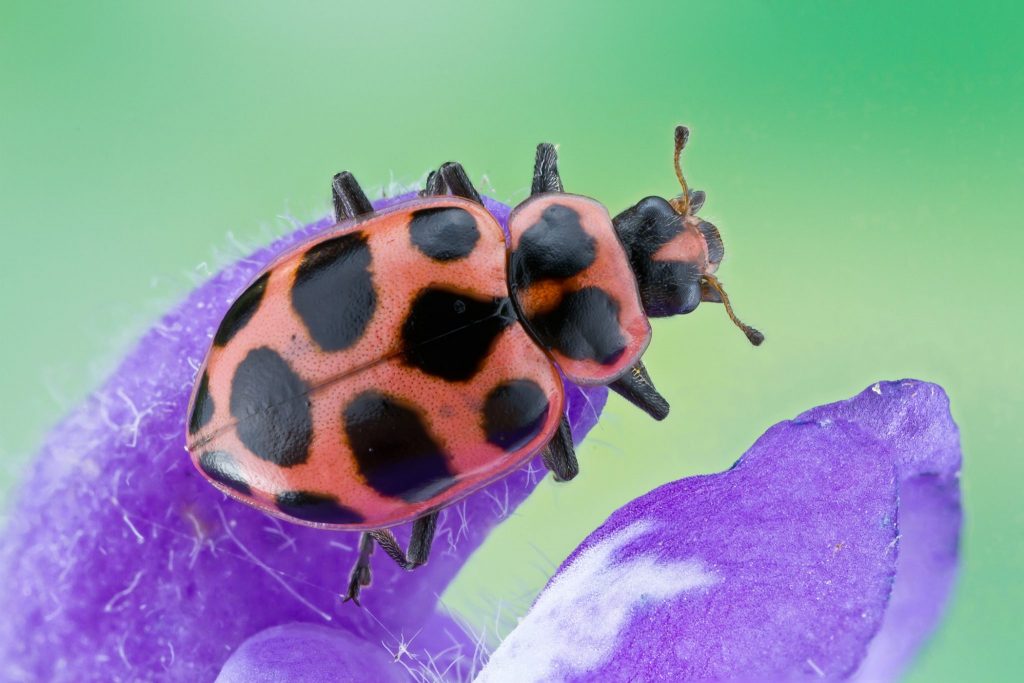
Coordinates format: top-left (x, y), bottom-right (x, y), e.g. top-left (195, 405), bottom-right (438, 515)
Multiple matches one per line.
top-left (343, 512), bottom-right (439, 606)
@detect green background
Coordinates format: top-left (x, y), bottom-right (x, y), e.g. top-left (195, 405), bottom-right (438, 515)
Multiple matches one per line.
top-left (1, 1), bottom-right (1020, 680)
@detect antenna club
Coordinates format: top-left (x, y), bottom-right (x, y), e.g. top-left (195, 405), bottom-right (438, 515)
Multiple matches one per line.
top-left (672, 125), bottom-right (692, 214)
top-left (674, 125), bottom-right (690, 150)
top-left (702, 275), bottom-right (764, 348)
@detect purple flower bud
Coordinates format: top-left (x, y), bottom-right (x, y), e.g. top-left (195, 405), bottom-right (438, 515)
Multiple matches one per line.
top-left (478, 380), bottom-right (961, 682)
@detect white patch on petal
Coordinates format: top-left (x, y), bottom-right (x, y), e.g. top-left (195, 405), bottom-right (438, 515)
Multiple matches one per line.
top-left (475, 521), bottom-right (720, 682)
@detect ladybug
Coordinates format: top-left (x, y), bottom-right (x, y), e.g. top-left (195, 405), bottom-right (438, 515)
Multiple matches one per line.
top-left (185, 126), bottom-right (763, 603)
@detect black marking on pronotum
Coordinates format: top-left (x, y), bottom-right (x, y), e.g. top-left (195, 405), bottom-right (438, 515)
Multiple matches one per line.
top-left (276, 490), bottom-right (365, 525)
top-left (343, 390), bottom-right (456, 503)
top-left (527, 286), bottom-right (627, 365)
top-left (409, 207), bottom-right (480, 261)
top-left (402, 288), bottom-right (515, 382)
top-left (292, 231), bottom-right (376, 352)
top-left (482, 379), bottom-right (551, 452)
top-left (230, 347), bottom-right (313, 468)
top-left (189, 371), bottom-right (215, 435)
top-left (213, 273), bottom-right (269, 347)
top-left (510, 204), bottom-right (596, 288)
top-left (198, 451), bottom-right (252, 496)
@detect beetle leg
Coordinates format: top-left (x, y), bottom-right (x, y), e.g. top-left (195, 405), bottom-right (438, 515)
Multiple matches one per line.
top-left (369, 511), bottom-right (439, 571)
top-left (542, 415), bottom-right (578, 481)
top-left (609, 360), bottom-right (670, 421)
top-left (331, 171), bottom-right (374, 222)
top-left (531, 142), bottom-right (564, 195)
top-left (423, 161), bottom-right (483, 204)
top-left (342, 514), bottom-right (438, 606)
top-left (424, 169), bottom-right (443, 196)
top-left (343, 532), bottom-right (376, 606)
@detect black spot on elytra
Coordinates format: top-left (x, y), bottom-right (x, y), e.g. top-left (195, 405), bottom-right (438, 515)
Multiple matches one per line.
top-left (275, 490), bottom-right (365, 525)
top-left (409, 207), bottom-right (480, 261)
top-left (402, 288), bottom-right (515, 382)
top-left (214, 273), bottom-right (269, 347)
top-left (291, 232), bottom-right (376, 352)
top-left (528, 287), bottom-right (627, 365)
top-left (230, 347), bottom-right (313, 467)
top-left (483, 380), bottom-right (550, 452)
top-left (343, 391), bottom-right (455, 502)
top-left (198, 451), bottom-right (251, 496)
top-left (188, 371), bottom-right (214, 435)
top-left (511, 204), bottom-right (596, 289)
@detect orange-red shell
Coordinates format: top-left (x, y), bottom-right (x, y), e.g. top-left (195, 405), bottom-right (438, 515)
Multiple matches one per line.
top-left (186, 197), bottom-right (564, 530)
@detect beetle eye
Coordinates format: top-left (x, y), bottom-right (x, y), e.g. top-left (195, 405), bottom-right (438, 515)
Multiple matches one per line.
top-left (688, 189), bottom-right (706, 214)
top-left (698, 220), bottom-right (724, 266)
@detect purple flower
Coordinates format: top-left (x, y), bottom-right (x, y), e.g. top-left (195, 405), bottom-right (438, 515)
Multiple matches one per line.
top-left (0, 197), bottom-right (960, 682)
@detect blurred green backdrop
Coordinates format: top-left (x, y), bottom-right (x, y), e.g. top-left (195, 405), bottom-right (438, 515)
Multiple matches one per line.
top-left (1, 1), bottom-right (1020, 680)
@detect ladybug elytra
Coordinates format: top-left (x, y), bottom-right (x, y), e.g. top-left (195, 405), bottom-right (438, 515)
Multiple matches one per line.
top-left (185, 126), bottom-right (762, 603)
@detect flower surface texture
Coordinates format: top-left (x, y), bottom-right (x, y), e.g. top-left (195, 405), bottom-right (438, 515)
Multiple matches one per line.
top-left (0, 197), bottom-right (960, 682)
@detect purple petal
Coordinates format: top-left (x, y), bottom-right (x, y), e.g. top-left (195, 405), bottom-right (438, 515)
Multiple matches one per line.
top-left (0, 195), bottom-right (606, 682)
top-left (477, 380), bottom-right (961, 682)
top-left (215, 623), bottom-right (406, 683)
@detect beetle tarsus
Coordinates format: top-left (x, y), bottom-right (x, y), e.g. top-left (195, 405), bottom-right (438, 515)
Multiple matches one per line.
top-left (343, 532), bottom-right (376, 606)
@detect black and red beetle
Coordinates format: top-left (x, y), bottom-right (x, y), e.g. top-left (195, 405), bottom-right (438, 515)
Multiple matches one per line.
top-left (185, 126), bottom-right (763, 602)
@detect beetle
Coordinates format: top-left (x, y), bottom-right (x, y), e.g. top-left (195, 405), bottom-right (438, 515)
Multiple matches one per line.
top-left (185, 126), bottom-right (763, 603)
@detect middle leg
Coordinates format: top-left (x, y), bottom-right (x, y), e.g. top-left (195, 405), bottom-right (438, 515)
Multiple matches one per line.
top-left (542, 414), bottom-right (578, 481)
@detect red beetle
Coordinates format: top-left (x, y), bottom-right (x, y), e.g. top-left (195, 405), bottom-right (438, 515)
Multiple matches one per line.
top-left (185, 126), bottom-right (762, 602)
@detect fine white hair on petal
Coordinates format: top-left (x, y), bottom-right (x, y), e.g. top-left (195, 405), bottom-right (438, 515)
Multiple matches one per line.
top-left (476, 521), bottom-right (720, 682)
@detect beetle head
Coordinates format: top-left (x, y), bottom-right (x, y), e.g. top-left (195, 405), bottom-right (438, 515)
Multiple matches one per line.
top-left (613, 126), bottom-right (763, 345)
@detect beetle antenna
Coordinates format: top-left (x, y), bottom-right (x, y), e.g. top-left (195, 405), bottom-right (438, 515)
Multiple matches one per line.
top-left (701, 274), bottom-right (764, 346)
top-left (670, 125), bottom-right (691, 215)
